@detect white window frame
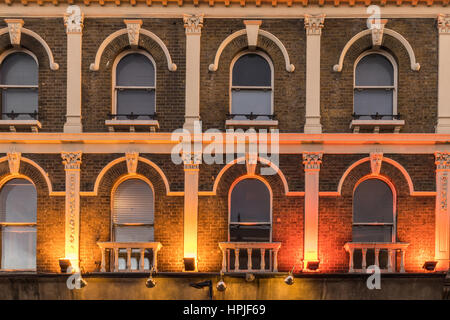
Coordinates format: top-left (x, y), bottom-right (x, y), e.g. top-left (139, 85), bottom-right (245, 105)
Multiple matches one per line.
top-left (0, 176), bottom-right (37, 271)
top-left (0, 48), bottom-right (39, 121)
top-left (353, 50), bottom-right (398, 118)
top-left (228, 175), bottom-right (273, 242)
top-left (229, 51), bottom-right (274, 119)
top-left (352, 176), bottom-right (397, 243)
top-left (111, 49), bottom-right (157, 118)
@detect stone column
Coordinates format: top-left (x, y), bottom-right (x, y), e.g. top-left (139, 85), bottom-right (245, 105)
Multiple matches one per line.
top-left (183, 14), bottom-right (204, 133)
top-left (182, 152), bottom-right (201, 269)
top-left (304, 14), bottom-right (325, 134)
top-left (63, 5), bottom-right (84, 133)
top-left (436, 14), bottom-right (450, 133)
top-left (435, 152), bottom-right (450, 271)
top-left (303, 152), bottom-right (323, 270)
top-left (61, 151), bottom-right (82, 271)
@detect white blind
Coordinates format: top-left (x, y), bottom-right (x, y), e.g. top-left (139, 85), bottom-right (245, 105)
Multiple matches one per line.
top-left (113, 179), bottom-right (154, 225)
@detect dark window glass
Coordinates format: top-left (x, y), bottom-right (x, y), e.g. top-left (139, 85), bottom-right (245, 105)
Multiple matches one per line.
top-left (116, 53), bottom-right (155, 87)
top-left (232, 54), bottom-right (271, 87)
top-left (355, 54), bottom-right (394, 86)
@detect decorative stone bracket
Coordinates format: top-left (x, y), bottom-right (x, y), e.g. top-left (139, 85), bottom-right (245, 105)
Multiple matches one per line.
top-left (125, 19), bottom-right (142, 47)
top-left (125, 151), bottom-right (139, 174)
top-left (7, 151), bottom-right (21, 176)
top-left (370, 152), bottom-right (383, 176)
top-left (245, 151), bottom-right (258, 176)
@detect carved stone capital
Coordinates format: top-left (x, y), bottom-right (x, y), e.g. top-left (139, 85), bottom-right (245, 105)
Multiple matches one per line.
top-left (5, 19), bottom-right (24, 46)
top-left (370, 152), bottom-right (383, 176)
top-left (183, 14), bottom-right (204, 35)
top-left (438, 14), bottom-right (450, 34)
top-left (64, 5), bottom-right (84, 34)
top-left (304, 14), bottom-right (325, 36)
top-left (303, 152), bottom-right (323, 171)
top-left (125, 151), bottom-right (139, 174)
top-left (436, 152), bottom-right (450, 171)
top-left (62, 152), bottom-right (82, 170)
top-left (7, 152), bottom-right (21, 175)
top-left (124, 19), bottom-right (142, 47)
top-left (182, 152), bottom-right (202, 170)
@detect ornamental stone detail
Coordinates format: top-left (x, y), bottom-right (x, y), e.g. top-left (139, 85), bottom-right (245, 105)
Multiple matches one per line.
top-left (61, 151), bottom-right (82, 170)
top-left (183, 14), bottom-right (204, 34)
top-left (370, 152), bottom-right (383, 176)
top-left (182, 152), bottom-right (202, 170)
top-left (64, 5), bottom-right (84, 34)
top-left (7, 152), bottom-right (21, 175)
top-left (304, 14), bottom-right (325, 36)
top-left (124, 19), bottom-right (142, 47)
top-left (438, 14), bottom-right (450, 34)
top-left (303, 152), bottom-right (323, 171)
top-left (125, 152), bottom-right (139, 174)
top-left (5, 19), bottom-right (23, 46)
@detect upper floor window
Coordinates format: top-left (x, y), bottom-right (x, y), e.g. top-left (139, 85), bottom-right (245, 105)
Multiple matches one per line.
top-left (112, 177), bottom-right (154, 270)
top-left (354, 51), bottom-right (397, 120)
top-left (0, 178), bottom-right (37, 270)
top-left (113, 51), bottom-right (156, 120)
top-left (0, 50), bottom-right (38, 120)
top-left (230, 52), bottom-right (273, 120)
top-left (229, 178), bottom-right (271, 242)
top-left (353, 178), bottom-right (395, 243)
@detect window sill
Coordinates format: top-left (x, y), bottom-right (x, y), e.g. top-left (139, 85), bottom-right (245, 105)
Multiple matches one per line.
top-left (350, 119), bottom-right (405, 133)
top-left (0, 120), bottom-right (41, 132)
top-left (225, 119), bottom-right (278, 129)
top-left (105, 119), bottom-right (160, 132)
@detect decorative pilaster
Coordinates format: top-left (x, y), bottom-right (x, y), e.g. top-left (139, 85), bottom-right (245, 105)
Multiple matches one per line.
top-left (183, 14), bottom-right (204, 133)
top-left (436, 14), bottom-right (450, 133)
top-left (435, 152), bottom-right (450, 270)
top-left (61, 151), bottom-right (82, 271)
top-left (303, 152), bottom-right (323, 270)
top-left (7, 152), bottom-right (21, 175)
top-left (5, 19), bottom-right (24, 46)
top-left (304, 14), bottom-right (325, 134)
top-left (182, 152), bottom-right (201, 269)
top-left (63, 5), bottom-right (84, 133)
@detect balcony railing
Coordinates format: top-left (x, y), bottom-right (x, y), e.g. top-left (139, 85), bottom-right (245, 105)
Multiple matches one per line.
top-left (1, 110), bottom-right (39, 120)
top-left (351, 113), bottom-right (401, 120)
top-left (344, 242), bottom-right (409, 273)
top-left (97, 242), bottom-right (162, 272)
top-left (226, 113), bottom-right (276, 121)
top-left (108, 113), bottom-right (157, 120)
top-left (219, 242), bottom-right (281, 273)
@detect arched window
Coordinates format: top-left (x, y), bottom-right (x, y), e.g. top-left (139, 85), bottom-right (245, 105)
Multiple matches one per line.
top-left (354, 51), bottom-right (397, 120)
top-left (112, 178), bottom-right (154, 270)
top-left (353, 178), bottom-right (395, 242)
top-left (0, 178), bottom-right (37, 270)
top-left (113, 51), bottom-right (156, 120)
top-left (230, 52), bottom-right (273, 120)
top-left (229, 178), bottom-right (271, 242)
top-left (0, 50), bottom-right (38, 120)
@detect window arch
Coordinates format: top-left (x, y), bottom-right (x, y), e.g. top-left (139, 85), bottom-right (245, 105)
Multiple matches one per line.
top-left (352, 177), bottom-right (396, 242)
top-left (0, 178), bottom-right (37, 270)
top-left (0, 49), bottom-right (39, 120)
top-left (229, 177), bottom-right (272, 242)
top-left (353, 51), bottom-right (397, 120)
top-left (112, 50), bottom-right (156, 120)
top-left (112, 177), bottom-right (155, 270)
top-left (230, 52), bottom-right (273, 120)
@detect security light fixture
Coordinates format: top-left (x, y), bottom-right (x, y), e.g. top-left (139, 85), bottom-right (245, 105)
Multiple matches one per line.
top-left (284, 266), bottom-right (295, 285)
top-left (307, 260), bottom-right (320, 271)
top-left (245, 273), bottom-right (255, 282)
top-left (422, 261), bottom-right (438, 272)
top-left (190, 280), bottom-right (213, 300)
top-left (59, 258), bottom-right (72, 273)
top-left (216, 271), bottom-right (227, 292)
top-left (146, 267), bottom-right (157, 288)
top-left (184, 257), bottom-right (196, 271)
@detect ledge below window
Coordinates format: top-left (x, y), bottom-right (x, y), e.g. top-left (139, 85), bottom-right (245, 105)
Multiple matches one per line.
top-left (350, 119), bottom-right (405, 134)
top-left (225, 119), bottom-right (278, 130)
top-left (0, 120), bottom-right (42, 133)
top-left (105, 120), bottom-right (160, 132)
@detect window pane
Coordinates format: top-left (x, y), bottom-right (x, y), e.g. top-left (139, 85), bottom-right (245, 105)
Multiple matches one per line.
top-left (1, 226), bottom-right (36, 269)
top-left (231, 90), bottom-right (271, 116)
top-left (232, 54), bottom-right (271, 87)
top-left (355, 54), bottom-right (394, 86)
top-left (229, 225), bottom-right (270, 242)
top-left (113, 179), bottom-right (154, 225)
top-left (354, 89), bottom-right (393, 118)
top-left (1, 88), bottom-right (38, 119)
top-left (353, 179), bottom-right (394, 224)
top-left (114, 226), bottom-right (154, 242)
top-left (352, 225), bottom-right (393, 242)
top-left (116, 89), bottom-right (155, 116)
top-left (230, 179), bottom-right (270, 223)
top-left (0, 179), bottom-right (37, 223)
top-left (116, 53), bottom-right (155, 87)
top-left (0, 52), bottom-right (38, 86)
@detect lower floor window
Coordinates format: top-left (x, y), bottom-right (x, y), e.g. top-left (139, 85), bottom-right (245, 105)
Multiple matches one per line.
top-left (1, 225), bottom-right (36, 270)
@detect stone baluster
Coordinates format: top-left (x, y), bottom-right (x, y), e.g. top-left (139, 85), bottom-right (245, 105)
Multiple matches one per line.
top-left (140, 249), bottom-right (145, 271)
top-left (349, 248), bottom-right (354, 272)
top-left (374, 248), bottom-right (380, 268)
top-left (114, 248), bottom-right (119, 272)
top-left (247, 248), bottom-right (252, 271)
top-left (100, 247), bottom-right (106, 272)
top-left (260, 248), bottom-right (266, 271)
top-left (235, 249), bottom-right (240, 271)
top-left (362, 248), bottom-right (367, 271)
top-left (126, 248), bottom-right (132, 271)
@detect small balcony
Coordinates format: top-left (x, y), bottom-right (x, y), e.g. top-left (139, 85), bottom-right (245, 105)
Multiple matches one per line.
top-left (105, 113), bottom-right (159, 132)
top-left (219, 242), bottom-right (281, 273)
top-left (97, 242), bottom-right (162, 272)
top-left (225, 113), bottom-right (278, 130)
top-left (0, 110), bottom-right (41, 132)
top-left (350, 113), bottom-right (404, 133)
top-left (344, 242), bottom-right (409, 273)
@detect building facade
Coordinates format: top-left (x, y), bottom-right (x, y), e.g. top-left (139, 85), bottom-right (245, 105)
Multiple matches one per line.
top-left (0, 0), bottom-right (449, 299)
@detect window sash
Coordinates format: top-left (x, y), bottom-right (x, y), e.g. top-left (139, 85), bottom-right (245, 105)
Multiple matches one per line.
top-left (1, 225), bottom-right (36, 270)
